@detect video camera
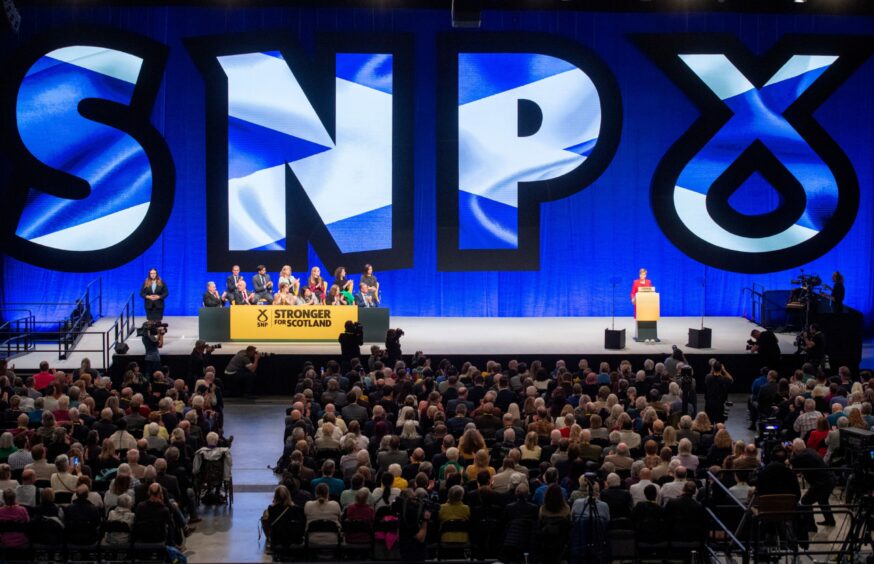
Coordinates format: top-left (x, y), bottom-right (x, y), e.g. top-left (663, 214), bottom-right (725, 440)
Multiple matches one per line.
top-left (841, 428), bottom-right (874, 469)
top-left (746, 339), bottom-right (756, 351)
top-left (137, 321), bottom-right (168, 337)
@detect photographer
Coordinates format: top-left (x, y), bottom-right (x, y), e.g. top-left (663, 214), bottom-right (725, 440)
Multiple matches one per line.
top-left (749, 328), bottom-right (781, 371)
top-left (800, 324), bottom-right (826, 368)
top-left (189, 340), bottom-right (219, 385)
top-left (140, 321), bottom-right (166, 380)
top-left (338, 321), bottom-right (364, 366)
top-left (223, 346), bottom-right (260, 399)
top-left (385, 328), bottom-right (404, 366)
top-left (704, 360), bottom-right (733, 425)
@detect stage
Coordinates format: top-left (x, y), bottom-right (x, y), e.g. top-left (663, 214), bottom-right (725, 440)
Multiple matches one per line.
top-left (125, 315), bottom-right (789, 357)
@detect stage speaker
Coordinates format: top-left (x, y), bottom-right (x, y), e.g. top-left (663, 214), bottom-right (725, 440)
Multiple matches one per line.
top-left (115, 342), bottom-right (130, 355)
top-left (605, 329), bottom-right (625, 350)
top-left (451, 0), bottom-right (482, 28)
top-left (687, 327), bottom-right (712, 349)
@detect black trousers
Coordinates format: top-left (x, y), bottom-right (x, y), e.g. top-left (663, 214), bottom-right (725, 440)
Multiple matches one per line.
top-left (227, 369), bottom-right (255, 397)
top-left (802, 480), bottom-right (836, 524)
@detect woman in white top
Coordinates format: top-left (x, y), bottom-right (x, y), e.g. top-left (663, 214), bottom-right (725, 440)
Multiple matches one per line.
top-left (277, 265), bottom-right (300, 296)
top-left (304, 483), bottom-right (341, 544)
top-left (50, 454), bottom-right (78, 493)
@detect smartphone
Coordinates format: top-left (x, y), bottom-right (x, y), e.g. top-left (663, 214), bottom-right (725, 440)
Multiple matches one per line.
top-left (72, 456), bottom-right (80, 466)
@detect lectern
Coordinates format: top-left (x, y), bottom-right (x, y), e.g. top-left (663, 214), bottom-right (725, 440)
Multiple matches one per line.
top-left (635, 289), bottom-right (660, 342)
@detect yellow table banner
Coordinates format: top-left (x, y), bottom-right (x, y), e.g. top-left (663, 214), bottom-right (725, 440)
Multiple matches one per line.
top-left (229, 305), bottom-right (359, 341)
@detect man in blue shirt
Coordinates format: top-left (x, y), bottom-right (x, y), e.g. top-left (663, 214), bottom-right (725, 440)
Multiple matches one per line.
top-left (310, 460), bottom-right (345, 498)
top-left (533, 468), bottom-right (568, 505)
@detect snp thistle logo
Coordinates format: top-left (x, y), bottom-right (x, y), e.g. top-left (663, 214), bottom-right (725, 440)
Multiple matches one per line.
top-left (634, 34), bottom-right (871, 273)
top-left (256, 309), bottom-right (269, 326)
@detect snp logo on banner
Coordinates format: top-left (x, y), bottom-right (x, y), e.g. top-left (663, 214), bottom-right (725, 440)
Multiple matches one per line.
top-left (635, 35), bottom-right (871, 273)
top-left (437, 34), bottom-right (622, 271)
top-left (0, 29), bottom-right (175, 271)
top-left (186, 33), bottom-right (414, 272)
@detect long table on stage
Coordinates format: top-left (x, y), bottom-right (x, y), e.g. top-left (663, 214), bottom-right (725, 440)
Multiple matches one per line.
top-left (198, 306), bottom-right (390, 343)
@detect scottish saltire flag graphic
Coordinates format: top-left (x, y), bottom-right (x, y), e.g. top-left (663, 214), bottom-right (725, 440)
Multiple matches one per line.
top-left (674, 54), bottom-right (839, 252)
top-left (14, 46), bottom-right (150, 251)
top-left (219, 52), bottom-right (393, 253)
top-left (457, 53), bottom-right (602, 249)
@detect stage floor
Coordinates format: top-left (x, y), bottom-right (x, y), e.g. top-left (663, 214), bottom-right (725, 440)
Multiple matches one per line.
top-left (6, 315), bottom-right (802, 370)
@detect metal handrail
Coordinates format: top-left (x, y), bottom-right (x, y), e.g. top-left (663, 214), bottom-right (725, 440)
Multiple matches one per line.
top-left (0, 314), bottom-right (36, 359)
top-left (741, 284), bottom-right (765, 325)
top-left (103, 293), bottom-right (137, 367)
top-left (703, 507), bottom-right (747, 561)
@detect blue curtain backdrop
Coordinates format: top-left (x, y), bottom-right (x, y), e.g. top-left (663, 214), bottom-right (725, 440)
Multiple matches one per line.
top-left (1, 7), bottom-right (873, 326)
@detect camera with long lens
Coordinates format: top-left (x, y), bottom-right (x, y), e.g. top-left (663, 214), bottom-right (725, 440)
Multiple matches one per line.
top-left (137, 321), bottom-right (168, 337)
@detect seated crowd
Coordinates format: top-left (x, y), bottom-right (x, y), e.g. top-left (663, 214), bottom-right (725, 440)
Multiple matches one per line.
top-left (0, 356), bottom-right (232, 556)
top-left (204, 264), bottom-right (381, 308)
top-left (264, 350), bottom-right (871, 562)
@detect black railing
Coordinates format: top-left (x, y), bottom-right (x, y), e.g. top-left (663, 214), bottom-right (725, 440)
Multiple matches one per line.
top-left (0, 311), bottom-right (37, 359)
top-left (104, 293), bottom-right (137, 367)
top-left (0, 277), bottom-right (115, 363)
top-left (741, 283), bottom-right (765, 325)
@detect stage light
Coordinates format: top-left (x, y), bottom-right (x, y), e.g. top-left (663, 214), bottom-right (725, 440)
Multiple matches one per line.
top-left (451, 0), bottom-right (482, 28)
top-left (794, 0), bottom-right (808, 3)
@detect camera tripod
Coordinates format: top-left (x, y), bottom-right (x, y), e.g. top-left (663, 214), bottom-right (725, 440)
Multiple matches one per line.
top-left (571, 483), bottom-right (609, 564)
top-left (836, 493), bottom-right (874, 563)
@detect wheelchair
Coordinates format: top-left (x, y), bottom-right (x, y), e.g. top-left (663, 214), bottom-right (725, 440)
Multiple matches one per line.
top-left (194, 450), bottom-right (234, 506)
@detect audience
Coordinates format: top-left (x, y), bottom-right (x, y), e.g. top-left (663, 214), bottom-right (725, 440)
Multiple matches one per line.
top-left (260, 348), bottom-right (867, 561)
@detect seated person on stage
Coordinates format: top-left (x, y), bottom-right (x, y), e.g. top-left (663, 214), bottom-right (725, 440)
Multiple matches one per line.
top-left (252, 265), bottom-right (273, 303)
top-left (355, 282), bottom-right (380, 308)
top-left (340, 286), bottom-right (355, 306)
top-left (222, 265), bottom-right (243, 304)
top-left (273, 282), bottom-right (300, 305)
top-left (300, 287), bottom-right (320, 305)
top-left (202, 281), bottom-right (223, 308)
top-left (233, 279), bottom-right (256, 305)
top-left (278, 265), bottom-right (300, 297)
top-left (361, 264), bottom-right (380, 302)
top-left (326, 285), bottom-right (348, 306)
top-left (307, 267), bottom-right (328, 303)
top-left (333, 266), bottom-right (354, 293)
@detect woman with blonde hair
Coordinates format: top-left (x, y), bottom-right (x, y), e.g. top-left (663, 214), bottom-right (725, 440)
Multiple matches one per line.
top-left (465, 449), bottom-right (496, 481)
top-left (605, 404), bottom-right (624, 431)
top-left (692, 411), bottom-right (713, 433)
top-left (507, 403), bottom-right (522, 425)
top-left (307, 266), bottom-right (327, 302)
top-left (520, 431), bottom-right (541, 461)
top-left (662, 426), bottom-right (679, 452)
top-left (277, 265), bottom-right (300, 295)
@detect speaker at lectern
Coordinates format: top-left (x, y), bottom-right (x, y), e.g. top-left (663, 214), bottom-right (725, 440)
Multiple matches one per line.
top-left (635, 288), bottom-right (660, 342)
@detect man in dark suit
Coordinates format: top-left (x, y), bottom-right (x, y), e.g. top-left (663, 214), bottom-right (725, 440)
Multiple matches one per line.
top-left (252, 265), bottom-right (273, 303)
top-left (664, 482), bottom-right (707, 542)
top-left (64, 485), bottom-right (102, 544)
top-left (222, 265), bottom-right (243, 304)
top-left (600, 472), bottom-right (633, 521)
top-left (232, 279), bottom-right (255, 305)
top-left (134, 483), bottom-right (173, 544)
top-left (154, 458), bottom-right (181, 504)
top-left (354, 282), bottom-right (379, 307)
